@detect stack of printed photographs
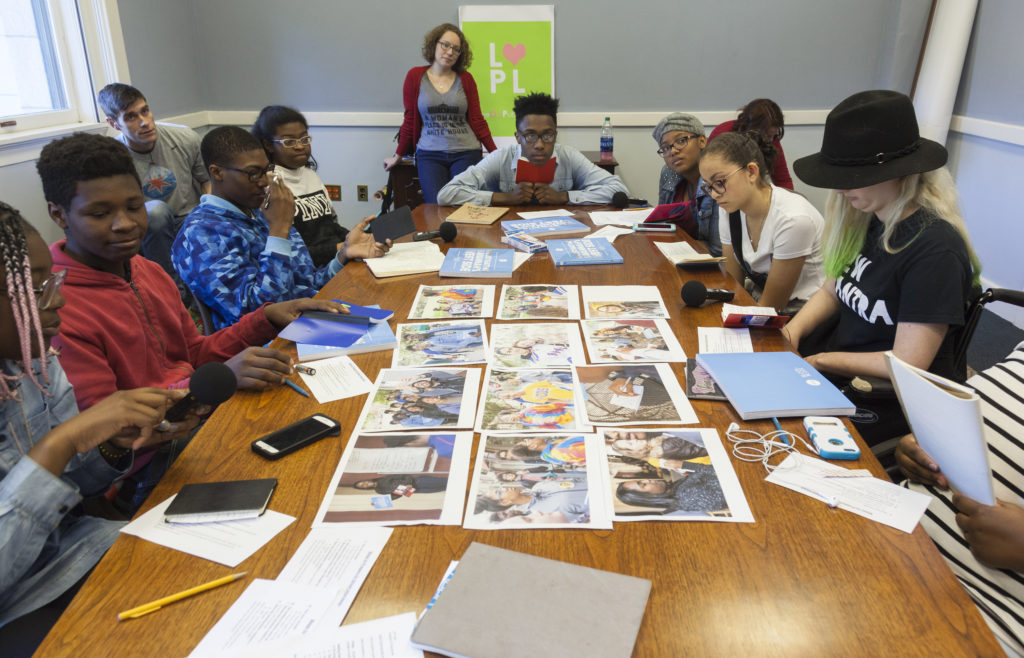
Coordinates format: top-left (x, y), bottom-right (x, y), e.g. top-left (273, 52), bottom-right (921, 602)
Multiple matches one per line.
top-left (317, 283), bottom-right (754, 530)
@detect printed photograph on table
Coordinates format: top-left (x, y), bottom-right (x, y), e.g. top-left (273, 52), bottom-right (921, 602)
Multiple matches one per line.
top-left (313, 432), bottom-right (472, 526)
top-left (575, 363), bottom-right (697, 426)
top-left (497, 284), bottom-right (580, 320)
top-left (464, 432), bottom-right (612, 530)
top-left (394, 320), bottom-right (488, 367)
top-left (581, 285), bottom-right (669, 319)
top-left (489, 323), bottom-right (585, 368)
top-left (475, 366), bottom-right (588, 433)
top-left (408, 285), bottom-right (495, 319)
top-left (355, 368), bottom-right (481, 432)
top-left (581, 318), bottom-right (686, 363)
top-left (598, 428), bottom-right (753, 522)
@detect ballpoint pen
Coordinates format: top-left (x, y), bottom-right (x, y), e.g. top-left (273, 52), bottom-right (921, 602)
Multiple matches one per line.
top-left (118, 572), bottom-right (247, 620)
top-left (283, 378), bottom-right (309, 397)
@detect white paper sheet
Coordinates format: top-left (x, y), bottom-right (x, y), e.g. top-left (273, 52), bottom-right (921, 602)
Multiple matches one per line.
top-left (697, 327), bottom-right (753, 353)
top-left (588, 208), bottom-right (655, 226)
top-left (516, 209), bottom-right (576, 219)
top-left (282, 613), bottom-right (423, 658)
top-left (297, 355), bottom-right (374, 403)
top-left (188, 579), bottom-right (334, 657)
top-left (276, 526), bottom-right (393, 629)
top-left (589, 225), bottom-right (634, 242)
top-left (766, 453), bottom-right (932, 533)
top-left (120, 495), bottom-right (295, 567)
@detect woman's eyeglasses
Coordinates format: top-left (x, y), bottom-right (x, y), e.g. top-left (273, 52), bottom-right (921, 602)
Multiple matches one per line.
top-left (657, 135), bottom-right (696, 156)
top-left (272, 136), bottom-right (313, 149)
top-left (700, 166), bottom-right (746, 196)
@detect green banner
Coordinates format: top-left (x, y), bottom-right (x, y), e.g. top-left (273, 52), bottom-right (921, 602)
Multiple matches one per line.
top-left (460, 7), bottom-right (554, 139)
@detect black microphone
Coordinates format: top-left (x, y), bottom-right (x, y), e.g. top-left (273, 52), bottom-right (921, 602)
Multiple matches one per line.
top-left (681, 280), bottom-right (735, 307)
top-left (413, 221), bottom-right (457, 242)
top-left (164, 362), bottom-right (238, 422)
top-left (611, 192), bottom-right (649, 209)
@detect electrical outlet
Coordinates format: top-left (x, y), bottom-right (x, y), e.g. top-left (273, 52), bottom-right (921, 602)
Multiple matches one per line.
top-left (357, 185), bottom-right (368, 202)
top-left (324, 184), bottom-right (341, 201)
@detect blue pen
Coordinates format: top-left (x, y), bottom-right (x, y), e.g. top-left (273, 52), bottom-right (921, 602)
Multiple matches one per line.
top-left (771, 417), bottom-right (790, 445)
top-left (283, 378), bottom-right (309, 398)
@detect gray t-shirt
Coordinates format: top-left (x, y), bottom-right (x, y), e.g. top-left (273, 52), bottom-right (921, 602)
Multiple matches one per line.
top-left (118, 122), bottom-right (208, 217)
top-left (416, 74), bottom-right (480, 153)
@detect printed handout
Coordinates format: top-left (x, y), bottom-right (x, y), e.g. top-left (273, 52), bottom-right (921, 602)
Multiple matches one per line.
top-left (408, 285), bottom-right (494, 319)
top-left (463, 433), bottom-right (611, 529)
top-left (475, 366), bottom-right (589, 434)
top-left (497, 284), bottom-right (581, 320)
top-left (313, 432), bottom-right (472, 527)
top-left (598, 428), bottom-right (754, 522)
top-left (393, 320), bottom-right (488, 367)
top-left (581, 285), bottom-right (669, 319)
top-left (295, 355), bottom-right (374, 403)
top-left (575, 363), bottom-right (697, 426)
top-left (489, 322), bottom-right (586, 368)
top-left (697, 326), bottom-right (753, 353)
top-left (580, 318), bottom-right (686, 363)
top-left (354, 368), bottom-right (480, 433)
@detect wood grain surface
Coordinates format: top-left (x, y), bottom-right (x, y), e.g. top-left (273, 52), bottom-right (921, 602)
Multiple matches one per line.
top-left (36, 205), bottom-right (999, 657)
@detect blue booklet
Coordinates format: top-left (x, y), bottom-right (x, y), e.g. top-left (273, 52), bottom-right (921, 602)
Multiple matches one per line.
top-left (546, 238), bottom-right (623, 266)
top-left (296, 319), bottom-right (398, 361)
top-left (440, 248), bottom-right (516, 278)
top-left (500, 216), bottom-right (589, 237)
top-left (695, 351), bottom-right (855, 420)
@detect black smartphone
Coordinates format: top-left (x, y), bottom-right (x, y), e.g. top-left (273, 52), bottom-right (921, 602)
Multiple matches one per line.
top-left (635, 222), bottom-right (676, 232)
top-left (251, 414), bottom-right (341, 460)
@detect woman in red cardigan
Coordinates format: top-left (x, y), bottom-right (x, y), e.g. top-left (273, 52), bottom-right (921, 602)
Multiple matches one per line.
top-left (708, 98), bottom-right (794, 190)
top-left (383, 23), bottom-right (496, 204)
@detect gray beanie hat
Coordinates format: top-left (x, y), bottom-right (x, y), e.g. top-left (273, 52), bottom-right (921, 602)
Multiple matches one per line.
top-left (652, 113), bottom-right (705, 144)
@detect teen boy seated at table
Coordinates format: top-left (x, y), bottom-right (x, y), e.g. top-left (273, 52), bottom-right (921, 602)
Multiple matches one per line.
top-left (173, 126), bottom-right (390, 331)
top-left (37, 133), bottom-right (346, 506)
top-left (652, 112), bottom-right (721, 256)
top-left (437, 92), bottom-right (628, 206)
top-left (98, 83), bottom-right (209, 294)
top-left (895, 343), bottom-right (1024, 657)
top-left (0, 203), bottom-right (183, 655)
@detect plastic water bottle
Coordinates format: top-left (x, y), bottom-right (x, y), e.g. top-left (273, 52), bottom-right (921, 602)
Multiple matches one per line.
top-left (600, 116), bottom-right (613, 161)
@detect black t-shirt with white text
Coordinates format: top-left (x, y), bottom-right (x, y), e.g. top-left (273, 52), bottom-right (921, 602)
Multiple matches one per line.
top-left (831, 209), bottom-right (971, 379)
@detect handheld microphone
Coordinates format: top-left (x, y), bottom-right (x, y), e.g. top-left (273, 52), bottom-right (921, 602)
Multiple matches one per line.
top-left (611, 192), bottom-right (650, 209)
top-left (164, 362), bottom-right (238, 422)
top-left (680, 280), bottom-right (735, 307)
top-left (412, 221), bottom-right (457, 242)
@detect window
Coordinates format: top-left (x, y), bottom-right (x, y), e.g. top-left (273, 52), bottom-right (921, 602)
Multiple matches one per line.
top-left (0, 0), bottom-right (127, 143)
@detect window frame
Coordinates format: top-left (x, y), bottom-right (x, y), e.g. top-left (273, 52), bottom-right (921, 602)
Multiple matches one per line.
top-left (0, 0), bottom-right (128, 162)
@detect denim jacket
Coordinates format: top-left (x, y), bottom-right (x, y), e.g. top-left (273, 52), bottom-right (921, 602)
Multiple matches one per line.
top-left (0, 358), bottom-right (126, 626)
top-left (657, 165), bottom-right (722, 257)
top-left (437, 143), bottom-right (628, 207)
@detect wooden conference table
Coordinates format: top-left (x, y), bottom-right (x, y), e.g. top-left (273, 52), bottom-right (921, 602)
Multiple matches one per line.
top-left (38, 205), bottom-right (999, 657)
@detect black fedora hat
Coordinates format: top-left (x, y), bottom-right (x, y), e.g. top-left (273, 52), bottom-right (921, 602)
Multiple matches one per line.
top-left (793, 90), bottom-right (947, 189)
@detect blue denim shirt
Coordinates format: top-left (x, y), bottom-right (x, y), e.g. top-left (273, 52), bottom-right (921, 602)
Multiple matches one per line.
top-left (657, 165), bottom-right (722, 257)
top-left (437, 143), bottom-right (628, 207)
top-left (172, 195), bottom-right (342, 330)
top-left (0, 358), bottom-right (127, 626)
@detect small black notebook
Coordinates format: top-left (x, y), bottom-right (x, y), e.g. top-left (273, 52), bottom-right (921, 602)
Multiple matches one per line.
top-left (163, 478), bottom-right (278, 524)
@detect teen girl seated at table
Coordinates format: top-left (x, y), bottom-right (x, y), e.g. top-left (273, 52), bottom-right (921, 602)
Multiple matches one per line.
top-left (708, 98), bottom-right (794, 189)
top-left (383, 22), bottom-right (497, 204)
top-left (0, 205), bottom-right (180, 653)
top-left (252, 105), bottom-right (350, 268)
top-left (699, 131), bottom-right (825, 314)
top-left (785, 90), bottom-right (979, 443)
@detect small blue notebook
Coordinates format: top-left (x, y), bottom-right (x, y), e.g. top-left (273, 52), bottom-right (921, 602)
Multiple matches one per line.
top-left (440, 248), bottom-right (516, 278)
top-left (546, 238), bottom-right (623, 266)
top-left (695, 351), bottom-right (855, 420)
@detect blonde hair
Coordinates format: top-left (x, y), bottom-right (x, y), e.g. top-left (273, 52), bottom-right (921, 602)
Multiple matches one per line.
top-left (821, 167), bottom-right (980, 282)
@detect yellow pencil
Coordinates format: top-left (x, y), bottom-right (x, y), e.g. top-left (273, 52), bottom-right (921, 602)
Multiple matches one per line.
top-left (117, 572), bottom-right (248, 621)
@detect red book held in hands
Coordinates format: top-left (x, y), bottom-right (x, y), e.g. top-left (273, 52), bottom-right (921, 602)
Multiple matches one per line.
top-left (515, 157), bottom-right (557, 184)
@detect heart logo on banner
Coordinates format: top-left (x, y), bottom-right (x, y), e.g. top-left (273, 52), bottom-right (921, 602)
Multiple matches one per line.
top-left (502, 43), bottom-right (526, 65)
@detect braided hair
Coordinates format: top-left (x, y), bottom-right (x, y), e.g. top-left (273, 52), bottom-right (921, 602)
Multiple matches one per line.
top-left (0, 202), bottom-right (49, 400)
